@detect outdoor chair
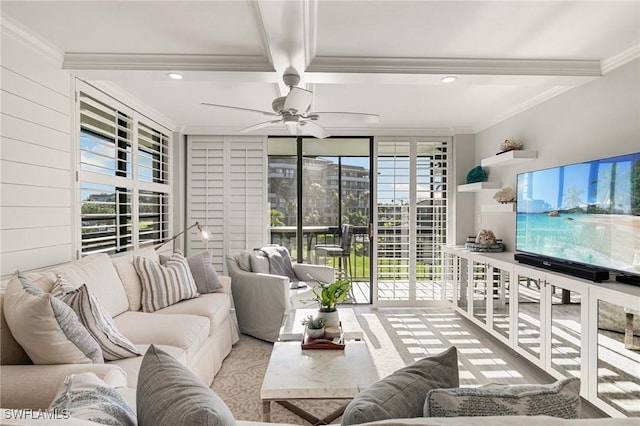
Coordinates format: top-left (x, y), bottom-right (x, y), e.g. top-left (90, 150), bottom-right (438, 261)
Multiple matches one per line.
top-left (314, 223), bottom-right (354, 279)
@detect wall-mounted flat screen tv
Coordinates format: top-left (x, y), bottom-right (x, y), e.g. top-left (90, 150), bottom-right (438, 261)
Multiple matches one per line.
top-left (516, 152), bottom-right (640, 284)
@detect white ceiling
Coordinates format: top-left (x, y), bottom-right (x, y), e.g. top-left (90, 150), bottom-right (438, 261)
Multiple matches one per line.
top-left (2, 0), bottom-right (639, 136)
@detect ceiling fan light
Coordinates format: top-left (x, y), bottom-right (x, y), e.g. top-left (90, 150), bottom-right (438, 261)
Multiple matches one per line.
top-left (441, 76), bottom-right (457, 83)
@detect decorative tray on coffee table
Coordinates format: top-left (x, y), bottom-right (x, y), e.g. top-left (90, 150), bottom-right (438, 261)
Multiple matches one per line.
top-left (301, 324), bottom-right (345, 350)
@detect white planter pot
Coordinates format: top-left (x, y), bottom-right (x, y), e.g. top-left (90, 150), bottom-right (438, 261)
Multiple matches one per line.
top-left (318, 309), bottom-right (340, 327)
top-left (306, 327), bottom-right (325, 339)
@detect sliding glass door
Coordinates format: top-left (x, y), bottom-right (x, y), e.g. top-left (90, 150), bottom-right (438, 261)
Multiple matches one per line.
top-left (374, 138), bottom-right (449, 305)
top-left (268, 137), bottom-right (372, 304)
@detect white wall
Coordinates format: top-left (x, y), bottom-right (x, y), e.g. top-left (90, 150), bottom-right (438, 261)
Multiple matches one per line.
top-left (0, 23), bottom-right (74, 274)
top-left (473, 59), bottom-right (640, 251)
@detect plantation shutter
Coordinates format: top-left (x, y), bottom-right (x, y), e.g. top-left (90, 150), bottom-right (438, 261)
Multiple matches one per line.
top-left (187, 135), bottom-right (267, 274)
top-left (78, 82), bottom-right (171, 255)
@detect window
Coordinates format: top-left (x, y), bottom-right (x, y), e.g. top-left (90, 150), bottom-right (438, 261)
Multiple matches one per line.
top-left (78, 82), bottom-right (171, 256)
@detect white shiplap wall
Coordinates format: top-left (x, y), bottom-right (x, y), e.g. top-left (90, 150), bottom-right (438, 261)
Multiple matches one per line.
top-left (187, 135), bottom-right (267, 274)
top-left (0, 23), bottom-right (74, 274)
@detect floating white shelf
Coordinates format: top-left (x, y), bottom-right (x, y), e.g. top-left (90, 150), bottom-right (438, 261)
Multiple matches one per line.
top-left (481, 150), bottom-right (538, 167)
top-left (457, 181), bottom-right (502, 192)
top-left (481, 203), bottom-right (516, 212)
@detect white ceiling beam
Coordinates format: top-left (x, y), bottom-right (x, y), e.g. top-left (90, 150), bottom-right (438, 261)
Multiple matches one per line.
top-left (62, 53), bottom-right (274, 71)
top-left (307, 57), bottom-right (602, 77)
top-left (253, 0), bottom-right (313, 96)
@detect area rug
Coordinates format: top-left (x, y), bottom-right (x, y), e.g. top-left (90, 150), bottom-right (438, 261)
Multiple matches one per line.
top-left (211, 334), bottom-right (347, 424)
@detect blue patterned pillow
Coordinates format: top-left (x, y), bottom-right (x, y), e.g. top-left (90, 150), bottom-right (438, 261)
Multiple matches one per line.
top-left (341, 346), bottom-right (459, 425)
top-left (424, 377), bottom-right (581, 418)
top-left (49, 372), bottom-right (135, 426)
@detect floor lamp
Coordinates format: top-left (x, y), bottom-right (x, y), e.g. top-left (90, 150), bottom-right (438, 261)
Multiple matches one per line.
top-left (155, 221), bottom-right (210, 252)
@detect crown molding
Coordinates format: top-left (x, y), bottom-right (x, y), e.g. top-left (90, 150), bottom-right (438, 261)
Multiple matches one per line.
top-left (474, 85), bottom-right (576, 133)
top-left (307, 57), bottom-right (602, 76)
top-left (601, 44), bottom-right (640, 74)
top-left (1, 13), bottom-right (64, 66)
top-left (63, 53), bottom-right (274, 72)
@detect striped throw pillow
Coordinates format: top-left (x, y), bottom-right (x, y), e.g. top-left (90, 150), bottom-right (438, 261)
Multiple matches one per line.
top-left (134, 252), bottom-right (199, 312)
top-left (52, 276), bottom-right (141, 361)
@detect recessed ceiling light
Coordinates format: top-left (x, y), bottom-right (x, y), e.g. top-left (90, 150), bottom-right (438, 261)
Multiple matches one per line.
top-left (168, 73), bottom-right (183, 80)
top-left (441, 76), bottom-right (457, 83)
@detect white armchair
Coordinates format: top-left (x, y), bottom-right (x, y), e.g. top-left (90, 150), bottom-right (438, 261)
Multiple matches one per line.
top-left (225, 247), bottom-right (335, 342)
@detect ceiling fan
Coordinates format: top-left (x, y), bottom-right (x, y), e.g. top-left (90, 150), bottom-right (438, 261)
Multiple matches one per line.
top-left (201, 69), bottom-right (379, 139)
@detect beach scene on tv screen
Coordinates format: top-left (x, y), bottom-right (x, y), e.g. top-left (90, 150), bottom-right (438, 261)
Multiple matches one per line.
top-left (516, 152), bottom-right (640, 274)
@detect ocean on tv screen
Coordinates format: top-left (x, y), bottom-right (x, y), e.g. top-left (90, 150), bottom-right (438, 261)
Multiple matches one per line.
top-left (516, 151), bottom-right (640, 275)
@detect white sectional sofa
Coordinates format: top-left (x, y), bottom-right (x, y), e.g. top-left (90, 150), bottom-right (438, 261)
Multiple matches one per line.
top-left (0, 247), bottom-right (239, 410)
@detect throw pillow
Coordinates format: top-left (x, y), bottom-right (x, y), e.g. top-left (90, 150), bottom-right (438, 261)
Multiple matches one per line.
top-left (134, 252), bottom-right (199, 312)
top-left (250, 250), bottom-right (270, 274)
top-left (52, 275), bottom-right (141, 361)
top-left (424, 377), bottom-right (581, 419)
top-left (237, 251), bottom-right (251, 272)
top-left (49, 372), bottom-right (136, 426)
top-left (187, 251), bottom-right (223, 293)
top-left (2, 273), bottom-right (103, 365)
top-left (341, 346), bottom-right (459, 425)
top-left (137, 345), bottom-right (236, 426)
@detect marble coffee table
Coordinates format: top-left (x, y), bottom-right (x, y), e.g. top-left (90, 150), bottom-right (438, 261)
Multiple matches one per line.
top-left (279, 307), bottom-right (363, 341)
top-left (260, 341), bottom-right (379, 424)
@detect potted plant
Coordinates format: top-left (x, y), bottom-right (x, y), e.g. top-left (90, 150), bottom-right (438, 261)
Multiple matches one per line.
top-left (309, 279), bottom-right (352, 327)
top-left (301, 314), bottom-right (326, 339)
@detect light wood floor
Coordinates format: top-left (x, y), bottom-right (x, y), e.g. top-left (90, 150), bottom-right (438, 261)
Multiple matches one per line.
top-left (348, 305), bottom-right (607, 418)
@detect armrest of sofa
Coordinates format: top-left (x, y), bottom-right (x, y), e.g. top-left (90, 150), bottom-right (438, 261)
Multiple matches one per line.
top-left (0, 363), bottom-right (128, 409)
top-left (293, 263), bottom-right (335, 284)
top-left (228, 270), bottom-right (289, 342)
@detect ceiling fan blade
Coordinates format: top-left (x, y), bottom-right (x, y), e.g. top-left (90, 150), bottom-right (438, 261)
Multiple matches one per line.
top-left (308, 112), bottom-right (380, 124)
top-left (238, 119), bottom-right (282, 133)
top-left (284, 87), bottom-right (312, 114)
top-left (299, 120), bottom-right (330, 139)
top-left (201, 102), bottom-right (277, 117)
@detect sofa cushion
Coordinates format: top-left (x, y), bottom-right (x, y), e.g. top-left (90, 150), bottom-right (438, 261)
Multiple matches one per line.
top-left (424, 378), bottom-right (582, 419)
top-left (108, 344), bottom-right (186, 388)
top-left (0, 289), bottom-right (31, 365)
top-left (25, 254), bottom-right (130, 318)
top-left (3, 273), bottom-right (103, 365)
top-left (155, 292), bottom-right (231, 336)
top-left (52, 276), bottom-right (141, 361)
top-left (342, 346), bottom-right (459, 425)
top-left (49, 372), bottom-right (136, 426)
top-left (113, 311), bottom-right (209, 362)
top-left (134, 252), bottom-right (200, 312)
top-left (112, 246), bottom-right (159, 312)
top-left (137, 345), bottom-right (235, 426)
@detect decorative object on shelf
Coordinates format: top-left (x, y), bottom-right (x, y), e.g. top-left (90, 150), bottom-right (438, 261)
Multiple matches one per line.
top-left (493, 187), bottom-right (516, 204)
top-left (498, 138), bottom-right (523, 154)
top-left (465, 166), bottom-right (488, 184)
top-left (301, 315), bottom-right (326, 338)
top-left (466, 241), bottom-right (505, 253)
top-left (466, 229), bottom-right (504, 252)
top-left (475, 229), bottom-right (497, 245)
